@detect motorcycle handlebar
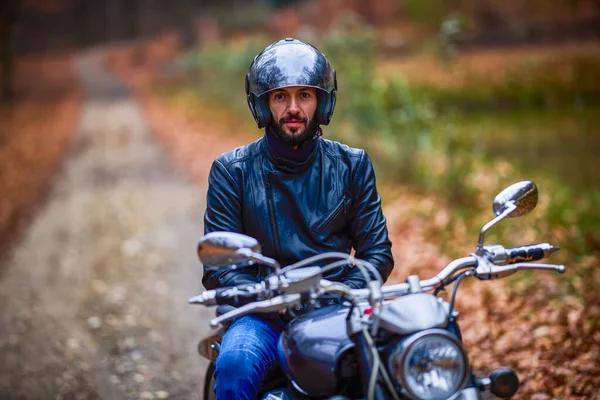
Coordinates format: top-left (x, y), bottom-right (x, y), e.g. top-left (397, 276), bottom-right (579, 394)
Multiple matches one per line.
top-left (354, 246), bottom-right (563, 300)
top-left (191, 243), bottom-right (564, 307)
top-left (364, 256), bottom-right (478, 300)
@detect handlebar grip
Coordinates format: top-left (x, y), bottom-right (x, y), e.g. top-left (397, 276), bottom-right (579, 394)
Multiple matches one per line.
top-left (214, 284), bottom-right (264, 306)
top-left (506, 243), bottom-right (559, 264)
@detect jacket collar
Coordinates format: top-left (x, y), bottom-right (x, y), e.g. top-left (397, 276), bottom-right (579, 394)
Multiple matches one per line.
top-left (262, 129), bottom-right (321, 174)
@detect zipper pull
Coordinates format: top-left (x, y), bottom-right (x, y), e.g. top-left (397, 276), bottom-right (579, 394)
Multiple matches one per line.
top-left (264, 173), bottom-right (272, 198)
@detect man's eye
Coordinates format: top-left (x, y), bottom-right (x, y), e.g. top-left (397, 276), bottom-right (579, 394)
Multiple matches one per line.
top-left (300, 92), bottom-right (311, 98)
top-left (273, 93), bottom-right (285, 100)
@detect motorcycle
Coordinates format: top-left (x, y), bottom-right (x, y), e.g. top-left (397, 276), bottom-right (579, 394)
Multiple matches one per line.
top-left (189, 181), bottom-right (566, 400)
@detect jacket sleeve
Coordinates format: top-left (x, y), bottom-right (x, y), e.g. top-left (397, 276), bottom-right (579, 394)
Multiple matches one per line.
top-left (343, 152), bottom-right (394, 289)
top-left (202, 159), bottom-right (261, 290)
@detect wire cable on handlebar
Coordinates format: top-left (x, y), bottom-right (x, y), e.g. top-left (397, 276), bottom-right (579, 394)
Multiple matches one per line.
top-left (432, 265), bottom-right (473, 296)
top-left (367, 331), bottom-right (379, 400)
top-left (448, 271), bottom-right (472, 320)
top-left (378, 353), bottom-right (401, 400)
top-left (320, 259), bottom-right (354, 275)
top-left (320, 259), bottom-right (375, 286)
top-left (355, 259), bottom-right (383, 285)
top-left (279, 253), bottom-right (383, 287)
top-left (362, 325), bottom-right (400, 400)
top-left (320, 258), bottom-right (383, 286)
top-left (279, 252), bottom-right (353, 274)
top-left (322, 283), bottom-right (360, 305)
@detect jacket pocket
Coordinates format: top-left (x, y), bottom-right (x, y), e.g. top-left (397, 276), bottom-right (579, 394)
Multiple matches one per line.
top-left (315, 194), bottom-right (349, 234)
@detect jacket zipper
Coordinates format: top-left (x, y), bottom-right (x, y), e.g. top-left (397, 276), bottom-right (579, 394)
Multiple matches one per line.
top-left (265, 172), bottom-right (281, 258)
top-left (315, 195), bottom-right (348, 233)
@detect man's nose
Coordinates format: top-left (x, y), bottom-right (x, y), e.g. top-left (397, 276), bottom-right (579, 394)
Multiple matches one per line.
top-left (288, 97), bottom-right (300, 114)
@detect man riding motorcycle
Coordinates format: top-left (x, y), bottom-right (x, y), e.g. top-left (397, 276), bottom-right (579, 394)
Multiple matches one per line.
top-left (203, 38), bottom-right (395, 399)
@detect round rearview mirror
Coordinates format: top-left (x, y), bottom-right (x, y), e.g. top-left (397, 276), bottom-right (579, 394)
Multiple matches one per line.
top-left (197, 232), bottom-right (261, 269)
top-left (493, 181), bottom-right (538, 218)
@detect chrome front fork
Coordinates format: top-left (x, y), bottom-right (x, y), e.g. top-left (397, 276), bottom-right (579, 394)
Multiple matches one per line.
top-left (455, 387), bottom-right (482, 400)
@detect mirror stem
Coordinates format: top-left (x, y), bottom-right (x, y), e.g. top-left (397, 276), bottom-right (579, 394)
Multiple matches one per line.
top-left (250, 252), bottom-right (280, 272)
top-left (476, 202), bottom-right (516, 254)
top-left (234, 248), bottom-right (280, 272)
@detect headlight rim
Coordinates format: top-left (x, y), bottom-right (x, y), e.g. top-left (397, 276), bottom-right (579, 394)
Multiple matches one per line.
top-left (388, 328), bottom-right (470, 400)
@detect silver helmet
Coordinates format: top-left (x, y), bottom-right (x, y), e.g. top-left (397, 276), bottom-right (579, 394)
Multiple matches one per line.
top-left (245, 38), bottom-right (337, 128)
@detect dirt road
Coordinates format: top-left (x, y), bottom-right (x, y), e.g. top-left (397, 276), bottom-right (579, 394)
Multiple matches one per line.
top-left (0, 50), bottom-right (210, 400)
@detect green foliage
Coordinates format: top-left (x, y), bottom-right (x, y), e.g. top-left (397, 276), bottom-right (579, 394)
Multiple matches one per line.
top-left (433, 13), bottom-right (470, 62)
top-left (216, 2), bottom-right (273, 33)
top-left (320, 20), bottom-right (419, 169)
top-left (182, 37), bottom-right (266, 116)
top-left (320, 16), bottom-right (380, 134)
top-left (319, 19), bottom-right (477, 204)
top-left (413, 55), bottom-right (600, 112)
top-left (404, 0), bottom-right (446, 27)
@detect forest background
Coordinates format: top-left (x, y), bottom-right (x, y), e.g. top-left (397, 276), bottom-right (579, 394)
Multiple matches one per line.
top-left (1, 0), bottom-right (599, 398)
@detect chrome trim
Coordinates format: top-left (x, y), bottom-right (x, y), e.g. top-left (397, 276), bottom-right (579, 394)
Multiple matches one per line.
top-left (477, 377), bottom-right (491, 391)
top-left (454, 387), bottom-right (481, 400)
top-left (388, 329), bottom-right (470, 400)
top-left (476, 202), bottom-right (516, 253)
top-left (351, 257), bottom-right (478, 301)
top-left (418, 257), bottom-right (477, 292)
top-left (492, 181), bottom-right (538, 218)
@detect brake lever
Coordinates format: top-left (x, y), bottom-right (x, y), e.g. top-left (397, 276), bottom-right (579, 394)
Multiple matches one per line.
top-left (491, 263), bottom-right (566, 278)
top-left (209, 294), bottom-right (302, 328)
top-left (476, 260), bottom-right (566, 280)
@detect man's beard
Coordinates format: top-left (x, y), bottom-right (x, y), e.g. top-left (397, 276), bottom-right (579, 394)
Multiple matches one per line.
top-left (269, 115), bottom-right (319, 146)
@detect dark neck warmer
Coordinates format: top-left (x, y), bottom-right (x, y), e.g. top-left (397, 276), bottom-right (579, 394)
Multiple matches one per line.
top-left (265, 127), bottom-right (321, 163)
top-left (265, 128), bottom-right (322, 173)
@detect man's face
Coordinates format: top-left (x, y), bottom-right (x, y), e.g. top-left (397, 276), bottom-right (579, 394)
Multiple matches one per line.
top-left (267, 86), bottom-right (318, 145)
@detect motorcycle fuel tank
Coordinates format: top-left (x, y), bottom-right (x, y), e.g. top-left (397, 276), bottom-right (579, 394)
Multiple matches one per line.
top-left (277, 304), bottom-right (354, 397)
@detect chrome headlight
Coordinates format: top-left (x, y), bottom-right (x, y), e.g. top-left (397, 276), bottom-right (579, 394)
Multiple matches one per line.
top-left (388, 329), bottom-right (469, 400)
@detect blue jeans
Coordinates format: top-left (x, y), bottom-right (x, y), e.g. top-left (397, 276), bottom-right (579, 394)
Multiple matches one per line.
top-left (214, 315), bottom-right (284, 400)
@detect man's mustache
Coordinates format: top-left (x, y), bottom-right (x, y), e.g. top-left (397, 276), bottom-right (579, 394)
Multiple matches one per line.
top-left (279, 115), bottom-right (307, 124)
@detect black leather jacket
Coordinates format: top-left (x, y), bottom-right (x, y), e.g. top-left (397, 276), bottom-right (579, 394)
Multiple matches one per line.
top-left (202, 135), bottom-right (394, 290)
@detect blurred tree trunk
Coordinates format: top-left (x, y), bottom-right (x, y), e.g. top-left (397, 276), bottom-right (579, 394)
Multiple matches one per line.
top-left (106, 0), bottom-right (120, 42)
top-left (138, 0), bottom-right (155, 37)
top-left (0, 0), bottom-right (16, 103)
